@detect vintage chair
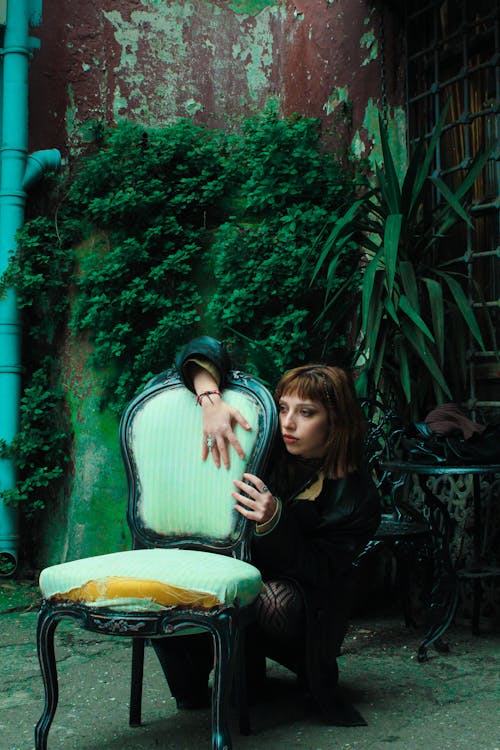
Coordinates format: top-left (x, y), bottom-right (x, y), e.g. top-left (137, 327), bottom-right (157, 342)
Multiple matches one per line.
top-left (358, 398), bottom-right (458, 661)
top-left (35, 368), bottom-right (277, 750)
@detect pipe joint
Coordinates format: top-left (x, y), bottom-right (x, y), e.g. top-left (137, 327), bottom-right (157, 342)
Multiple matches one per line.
top-left (22, 149), bottom-right (62, 191)
top-left (0, 45), bottom-right (31, 57)
top-left (0, 189), bottom-right (26, 204)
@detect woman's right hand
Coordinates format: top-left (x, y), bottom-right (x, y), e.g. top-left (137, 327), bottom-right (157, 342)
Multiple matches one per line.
top-left (189, 361), bottom-right (251, 468)
top-left (201, 396), bottom-right (251, 469)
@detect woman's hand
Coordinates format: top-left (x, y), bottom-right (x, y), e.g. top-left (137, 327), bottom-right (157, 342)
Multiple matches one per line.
top-left (202, 398), bottom-right (251, 469)
top-left (190, 362), bottom-right (251, 468)
top-left (232, 473), bottom-right (278, 524)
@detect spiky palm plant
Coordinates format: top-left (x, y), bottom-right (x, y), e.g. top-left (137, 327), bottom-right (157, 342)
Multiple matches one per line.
top-left (312, 103), bottom-right (495, 415)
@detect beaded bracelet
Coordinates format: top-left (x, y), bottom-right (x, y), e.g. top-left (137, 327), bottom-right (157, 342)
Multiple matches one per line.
top-left (196, 390), bottom-right (222, 406)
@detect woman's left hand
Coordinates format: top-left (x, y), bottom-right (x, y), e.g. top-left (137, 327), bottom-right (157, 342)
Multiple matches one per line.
top-left (232, 472), bottom-right (277, 524)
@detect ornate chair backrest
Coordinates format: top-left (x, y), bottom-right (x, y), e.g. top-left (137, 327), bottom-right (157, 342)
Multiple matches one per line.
top-left (120, 370), bottom-right (277, 560)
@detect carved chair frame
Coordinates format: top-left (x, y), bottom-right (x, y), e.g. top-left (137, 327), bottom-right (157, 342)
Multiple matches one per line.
top-left (35, 370), bottom-right (277, 750)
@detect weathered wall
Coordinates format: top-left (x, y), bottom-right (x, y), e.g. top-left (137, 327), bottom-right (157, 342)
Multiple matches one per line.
top-left (29, 0), bottom-right (405, 158)
top-left (28, 0), bottom-right (405, 566)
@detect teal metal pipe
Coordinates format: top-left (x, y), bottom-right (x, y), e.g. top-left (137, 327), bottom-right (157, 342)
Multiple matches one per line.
top-left (0, 0), bottom-right (60, 574)
top-left (23, 148), bottom-right (61, 191)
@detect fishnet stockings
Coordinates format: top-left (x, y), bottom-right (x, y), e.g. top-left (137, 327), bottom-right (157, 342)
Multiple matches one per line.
top-left (255, 579), bottom-right (305, 640)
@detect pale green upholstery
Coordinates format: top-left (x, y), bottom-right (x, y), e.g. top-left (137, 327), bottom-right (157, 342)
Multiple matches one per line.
top-left (39, 548), bottom-right (263, 611)
top-left (128, 388), bottom-right (259, 541)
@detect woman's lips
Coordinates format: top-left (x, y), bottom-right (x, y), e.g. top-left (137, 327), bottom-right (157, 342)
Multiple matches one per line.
top-left (283, 434), bottom-right (298, 443)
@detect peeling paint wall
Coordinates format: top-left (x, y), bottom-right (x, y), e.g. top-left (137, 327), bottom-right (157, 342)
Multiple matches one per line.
top-left (29, 0), bottom-right (405, 158)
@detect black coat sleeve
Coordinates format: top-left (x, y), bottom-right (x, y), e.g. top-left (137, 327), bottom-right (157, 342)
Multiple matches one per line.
top-left (252, 474), bottom-right (380, 589)
top-left (175, 336), bottom-right (232, 392)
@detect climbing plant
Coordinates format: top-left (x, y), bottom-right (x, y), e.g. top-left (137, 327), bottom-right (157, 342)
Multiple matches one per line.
top-left (207, 109), bottom-right (360, 382)
top-left (69, 120), bottom-right (231, 413)
top-left (0, 212), bottom-right (77, 519)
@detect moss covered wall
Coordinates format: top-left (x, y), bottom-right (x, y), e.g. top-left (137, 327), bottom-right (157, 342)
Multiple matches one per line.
top-left (37, 328), bottom-right (129, 569)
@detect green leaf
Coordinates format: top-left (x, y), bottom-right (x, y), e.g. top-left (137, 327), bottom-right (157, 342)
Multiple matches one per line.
top-left (372, 328), bottom-right (387, 392)
top-left (423, 277), bottom-right (444, 366)
top-left (453, 145), bottom-right (495, 202)
top-left (315, 272), bottom-right (359, 322)
top-left (399, 294), bottom-right (435, 341)
top-left (326, 252), bottom-right (343, 284)
top-left (311, 199), bottom-right (364, 280)
top-left (432, 145), bottom-right (494, 237)
top-left (429, 174), bottom-right (473, 227)
top-left (400, 320), bottom-right (452, 398)
top-left (361, 254), bottom-right (382, 333)
top-left (383, 214), bottom-right (403, 297)
top-left (401, 136), bottom-right (425, 220)
top-left (396, 338), bottom-right (412, 403)
top-left (384, 295), bottom-right (400, 325)
top-left (378, 113), bottom-right (402, 214)
top-left (435, 271), bottom-right (485, 350)
top-left (399, 261), bottom-right (419, 308)
top-left (359, 235), bottom-right (382, 256)
top-left (409, 100), bottom-right (451, 218)
top-left (354, 367), bottom-right (368, 398)
top-left (363, 271), bottom-right (384, 360)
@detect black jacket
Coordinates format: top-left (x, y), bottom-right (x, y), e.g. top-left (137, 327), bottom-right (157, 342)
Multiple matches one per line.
top-left (176, 337), bottom-right (381, 722)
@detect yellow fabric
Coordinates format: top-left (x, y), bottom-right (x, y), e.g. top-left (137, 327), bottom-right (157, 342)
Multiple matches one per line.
top-left (295, 472), bottom-right (324, 501)
top-left (52, 576), bottom-right (221, 609)
top-left (185, 357), bottom-right (221, 386)
top-left (254, 473), bottom-right (323, 537)
top-left (39, 548), bottom-right (263, 612)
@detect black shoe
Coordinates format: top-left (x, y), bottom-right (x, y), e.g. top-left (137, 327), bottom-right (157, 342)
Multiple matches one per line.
top-left (175, 688), bottom-right (211, 710)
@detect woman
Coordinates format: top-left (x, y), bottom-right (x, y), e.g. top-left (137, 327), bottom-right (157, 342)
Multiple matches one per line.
top-left (154, 336), bottom-right (380, 724)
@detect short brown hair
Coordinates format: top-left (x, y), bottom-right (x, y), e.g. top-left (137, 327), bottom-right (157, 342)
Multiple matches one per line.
top-left (274, 364), bottom-right (365, 479)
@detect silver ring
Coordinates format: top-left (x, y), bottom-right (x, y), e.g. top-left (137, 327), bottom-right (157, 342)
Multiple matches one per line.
top-left (260, 485), bottom-right (269, 493)
top-left (206, 434), bottom-right (215, 450)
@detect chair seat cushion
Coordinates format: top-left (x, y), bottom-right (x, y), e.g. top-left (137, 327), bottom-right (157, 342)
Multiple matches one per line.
top-left (39, 548), bottom-right (263, 611)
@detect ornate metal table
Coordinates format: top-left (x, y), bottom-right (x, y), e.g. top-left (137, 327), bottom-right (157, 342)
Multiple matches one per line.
top-left (383, 461), bottom-right (500, 648)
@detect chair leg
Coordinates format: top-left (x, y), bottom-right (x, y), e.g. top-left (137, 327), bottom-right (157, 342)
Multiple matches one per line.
top-left (235, 628), bottom-right (251, 735)
top-left (417, 491), bottom-right (460, 661)
top-left (130, 638), bottom-right (145, 727)
top-left (34, 607), bottom-right (64, 750)
top-left (417, 580), bottom-right (459, 662)
top-left (392, 548), bottom-right (416, 628)
top-left (211, 615), bottom-right (235, 750)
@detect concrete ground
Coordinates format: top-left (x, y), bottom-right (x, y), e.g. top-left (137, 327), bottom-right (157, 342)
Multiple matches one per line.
top-left (1, 580), bottom-right (499, 750)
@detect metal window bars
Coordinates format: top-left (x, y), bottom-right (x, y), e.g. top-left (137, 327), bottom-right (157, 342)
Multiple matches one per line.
top-left (404, 0), bottom-right (499, 416)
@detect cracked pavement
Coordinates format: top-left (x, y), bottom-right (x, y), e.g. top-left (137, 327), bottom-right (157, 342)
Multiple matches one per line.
top-left (1, 581), bottom-right (499, 750)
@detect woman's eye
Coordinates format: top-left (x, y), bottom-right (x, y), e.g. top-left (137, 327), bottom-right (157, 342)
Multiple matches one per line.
top-left (301, 410), bottom-right (314, 417)
top-left (278, 404), bottom-right (287, 413)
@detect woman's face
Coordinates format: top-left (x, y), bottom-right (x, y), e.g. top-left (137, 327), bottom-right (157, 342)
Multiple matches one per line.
top-left (278, 392), bottom-right (330, 459)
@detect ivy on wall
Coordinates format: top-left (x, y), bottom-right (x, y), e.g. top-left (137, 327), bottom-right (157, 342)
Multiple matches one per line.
top-left (70, 120), bottom-right (231, 413)
top-left (0, 213), bottom-right (78, 522)
top-left (208, 111), bottom-right (360, 382)
top-left (1, 110), bottom-right (360, 523)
